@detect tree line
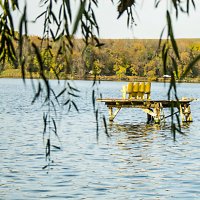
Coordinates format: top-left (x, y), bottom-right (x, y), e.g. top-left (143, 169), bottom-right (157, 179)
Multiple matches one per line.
top-left (1, 35), bottom-right (200, 81)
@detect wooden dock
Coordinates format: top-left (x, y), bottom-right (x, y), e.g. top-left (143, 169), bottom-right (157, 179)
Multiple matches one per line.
top-left (96, 98), bottom-right (193, 123)
top-left (97, 82), bottom-right (194, 123)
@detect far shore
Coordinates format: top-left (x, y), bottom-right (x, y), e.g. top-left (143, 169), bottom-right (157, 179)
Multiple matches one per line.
top-left (0, 69), bottom-right (200, 83)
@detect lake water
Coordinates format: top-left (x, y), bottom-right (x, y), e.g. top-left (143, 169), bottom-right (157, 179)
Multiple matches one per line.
top-left (0, 78), bottom-right (200, 199)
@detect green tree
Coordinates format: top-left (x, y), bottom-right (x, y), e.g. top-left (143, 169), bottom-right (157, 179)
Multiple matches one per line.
top-left (113, 56), bottom-right (127, 80)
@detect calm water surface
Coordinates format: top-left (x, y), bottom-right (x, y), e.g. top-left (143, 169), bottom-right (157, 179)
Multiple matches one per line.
top-left (0, 79), bottom-right (200, 199)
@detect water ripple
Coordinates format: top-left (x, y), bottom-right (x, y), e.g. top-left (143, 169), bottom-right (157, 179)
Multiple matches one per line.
top-left (0, 79), bottom-right (200, 199)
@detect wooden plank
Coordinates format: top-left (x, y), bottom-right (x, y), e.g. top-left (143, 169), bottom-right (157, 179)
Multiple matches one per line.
top-left (96, 98), bottom-right (192, 107)
top-left (96, 98), bottom-right (192, 103)
top-left (96, 98), bottom-right (194, 123)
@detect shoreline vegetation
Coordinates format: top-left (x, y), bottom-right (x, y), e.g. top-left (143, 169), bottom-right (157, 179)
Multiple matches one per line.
top-left (1, 36), bottom-right (200, 83)
top-left (1, 68), bottom-right (200, 83)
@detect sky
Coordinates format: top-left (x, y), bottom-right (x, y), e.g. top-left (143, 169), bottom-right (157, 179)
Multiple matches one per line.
top-left (16, 0), bottom-right (200, 39)
top-left (94, 0), bottom-right (200, 39)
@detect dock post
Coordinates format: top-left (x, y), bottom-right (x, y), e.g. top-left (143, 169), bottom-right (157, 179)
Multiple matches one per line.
top-left (180, 104), bottom-right (185, 122)
top-left (180, 104), bottom-right (193, 122)
top-left (109, 107), bottom-right (113, 121)
top-left (108, 107), bottom-right (121, 121)
top-left (153, 103), bottom-right (162, 123)
top-left (160, 103), bottom-right (165, 123)
top-left (146, 108), bottom-right (154, 123)
top-left (186, 105), bottom-right (193, 122)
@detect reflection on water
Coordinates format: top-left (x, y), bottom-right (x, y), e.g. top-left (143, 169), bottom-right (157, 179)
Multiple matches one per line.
top-left (109, 122), bottom-right (172, 151)
top-left (109, 121), bottom-right (164, 136)
top-left (1, 79), bottom-right (200, 199)
top-left (109, 120), bottom-right (192, 141)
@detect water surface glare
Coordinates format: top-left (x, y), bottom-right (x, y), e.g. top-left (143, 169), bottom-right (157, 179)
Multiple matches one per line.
top-left (0, 79), bottom-right (200, 199)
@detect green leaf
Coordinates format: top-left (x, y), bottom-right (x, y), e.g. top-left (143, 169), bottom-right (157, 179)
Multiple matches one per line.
top-left (155, 0), bottom-right (161, 8)
top-left (52, 118), bottom-right (58, 138)
top-left (95, 109), bottom-right (99, 140)
top-left (50, 10), bottom-right (59, 26)
top-left (181, 54), bottom-right (200, 79)
top-left (52, 145), bottom-right (61, 150)
top-left (32, 82), bottom-right (42, 104)
top-left (56, 88), bottom-right (67, 99)
top-left (191, 0), bottom-right (196, 9)
top-left (68, 92), bottom-right (80, 98)
top-left (103, 115), bottom-right (109, 138)
top-left (71, 101), bottom-right (79, 112)
top-left (171, 56), bottom-right (178, 78)
top-left (67, 82), bottom-right (80, 92)
top-left (63, 99), bottom-right (70, 106)
top-left (171, 0), bottom-right (178, 18)
top-left (72, 0), bottom-right (86, 35)
top-left (35, 11), bottom-right (46, 22)
top-left (64, 0), bottom-right (72, 22)
top-left (32, 43), bottom-right (50, 101)
top-left (91, 9), bottom-right (99, 31)
top-left (11, 0), bottom-right (19, 10)
top-left (43, 112), bottom-right (48, 135)
top-left (166, 11), bottom-right (180, 60)
top-left (158, 26), bottom-right (165, 48)
top-left (162, 43), bottom-right (169, 75)
top-left (46, 139), bottom-right (51, 158)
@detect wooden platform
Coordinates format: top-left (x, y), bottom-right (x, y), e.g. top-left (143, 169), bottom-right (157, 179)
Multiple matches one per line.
top-left (97, 98), bottom-right (193, 123)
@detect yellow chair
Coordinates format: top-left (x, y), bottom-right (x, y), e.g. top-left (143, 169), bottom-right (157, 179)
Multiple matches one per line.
top-left (122, 81), bottom-right (151, 100)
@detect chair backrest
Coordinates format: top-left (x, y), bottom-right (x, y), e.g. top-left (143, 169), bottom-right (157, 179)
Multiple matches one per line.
top-left (122, 82), bottom-right (151, 99)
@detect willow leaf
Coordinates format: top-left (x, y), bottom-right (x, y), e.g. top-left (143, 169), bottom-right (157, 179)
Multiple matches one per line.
top-left (158, 26), bottom-right (165, 49)
top-left (46, 139), bottom-right (50, 158)
top-left (166, 11), bottom-right (180, 60)
top-left (92, 89), bottom-right (95, 111)
top-left (95, 109), bottom-right (99, 140)
top-left (52, 118), bottom-right (58, 138)
top-left (72, 0), bottom-right (86, 35)
top-left (191, 0), bottom-right (196, 9)
top-left (63, 99), bottom-right (70, 106)
top-left (32, 82), bottom-right (42, 104)
top-left (11, 0), bottom-right (19, 10)
top-left (171, 56), bottom-right (178, 78)
top-left (56, 88), bottom-right (67, 99)
top-left (103, 115), bottom-right (109, 138)
top-left (67, 82), bottom-right (79, 92)
top-left (181, 54), bottom-right (200, 79)
top-left (68, 92), bottom-right (80, 98)
top-left (71, 101), bottom-right (79, 112)
top-left (32, 43), bottom-right (50, 101)
top-left (35, 11), bottom-right (46, 22)
top-left (162, 44), bottom-right (169, 75)
top-left (64, 0), bottom-right (72, 22)
top-left (155, 0), bottom-right (161, 8)
top-left (52, 145), bottom-right (61, 150)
